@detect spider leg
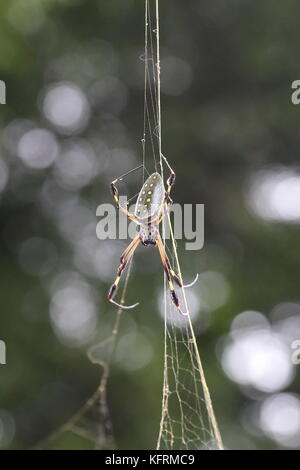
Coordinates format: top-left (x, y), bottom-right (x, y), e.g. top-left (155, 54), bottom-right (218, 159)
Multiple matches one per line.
top-left (107, 235), bottom-right (140, 310)
top-left (153, 202), bottom-right (199, 288)
top-left (156, 234), bottom-right (189, 315)
top-left (161, 154), bottom-right (176, 204)
top-left (110, 179), bottom-right (139, 224)
top-left (119, 234), bottom-right (140, 264)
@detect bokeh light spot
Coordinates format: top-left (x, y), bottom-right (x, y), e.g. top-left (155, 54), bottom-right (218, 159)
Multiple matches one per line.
top-left (17, 128), bottom-right (59, 169)
top-left (42, 82), bottom-right (90, 135)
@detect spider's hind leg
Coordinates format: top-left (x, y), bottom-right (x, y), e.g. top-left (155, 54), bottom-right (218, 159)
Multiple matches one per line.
top-left (156, 234), bottom-right (199, 315)
top-left (165, 257), bottom-right (182, 288)
top-left (107, 235), bottom-right (140, 310)
top-left (156, 235), bottom-right (186, 314)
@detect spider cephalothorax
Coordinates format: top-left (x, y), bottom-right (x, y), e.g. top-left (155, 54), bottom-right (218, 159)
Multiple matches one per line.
top-left (108, 157), bottom-right (197, 314)
top-left (138, 223), bottom-right (159, 246)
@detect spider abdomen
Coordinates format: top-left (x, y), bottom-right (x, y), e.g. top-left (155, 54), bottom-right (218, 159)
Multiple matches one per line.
top-left (138, 224), bottom-right (159, 246)
top-left (135, 172), bottom-right (164, 220)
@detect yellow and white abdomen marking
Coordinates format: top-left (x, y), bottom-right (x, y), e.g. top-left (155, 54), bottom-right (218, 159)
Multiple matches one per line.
top-left (135, 172), bottom-right (164, 220)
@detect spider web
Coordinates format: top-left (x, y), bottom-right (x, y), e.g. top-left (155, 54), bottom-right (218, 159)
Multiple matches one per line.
top-left (149, 0), bottom-right (223, 450)
top-left (34, 263), bottom-right (133, 450)
top-left (36, 0), bottom-right (223, 451)
top-left (156, 294), bottom-right (222, 450)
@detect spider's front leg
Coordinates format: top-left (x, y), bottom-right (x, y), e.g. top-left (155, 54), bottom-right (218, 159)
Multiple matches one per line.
top-left (107, 235), bottom-right (140, 310)
top-left (161, 154), bottom-right (176, 205)
top-left (110, 178), bottom-right (138, 223)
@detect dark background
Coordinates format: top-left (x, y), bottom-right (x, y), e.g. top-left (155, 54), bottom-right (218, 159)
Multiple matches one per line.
top-left (0, 0), bottom-right (300, 450)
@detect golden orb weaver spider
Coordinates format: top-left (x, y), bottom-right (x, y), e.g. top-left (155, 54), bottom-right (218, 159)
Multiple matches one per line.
top-left (107, 155), bottom-right (198, 315)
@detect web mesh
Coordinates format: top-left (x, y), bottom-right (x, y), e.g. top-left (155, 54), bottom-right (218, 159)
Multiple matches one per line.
top-left (156, 273), bottom-right (223, 450)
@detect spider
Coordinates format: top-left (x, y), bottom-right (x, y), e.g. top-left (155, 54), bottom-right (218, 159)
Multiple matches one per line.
top-left (107, 156), bottom-right (198, 315)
